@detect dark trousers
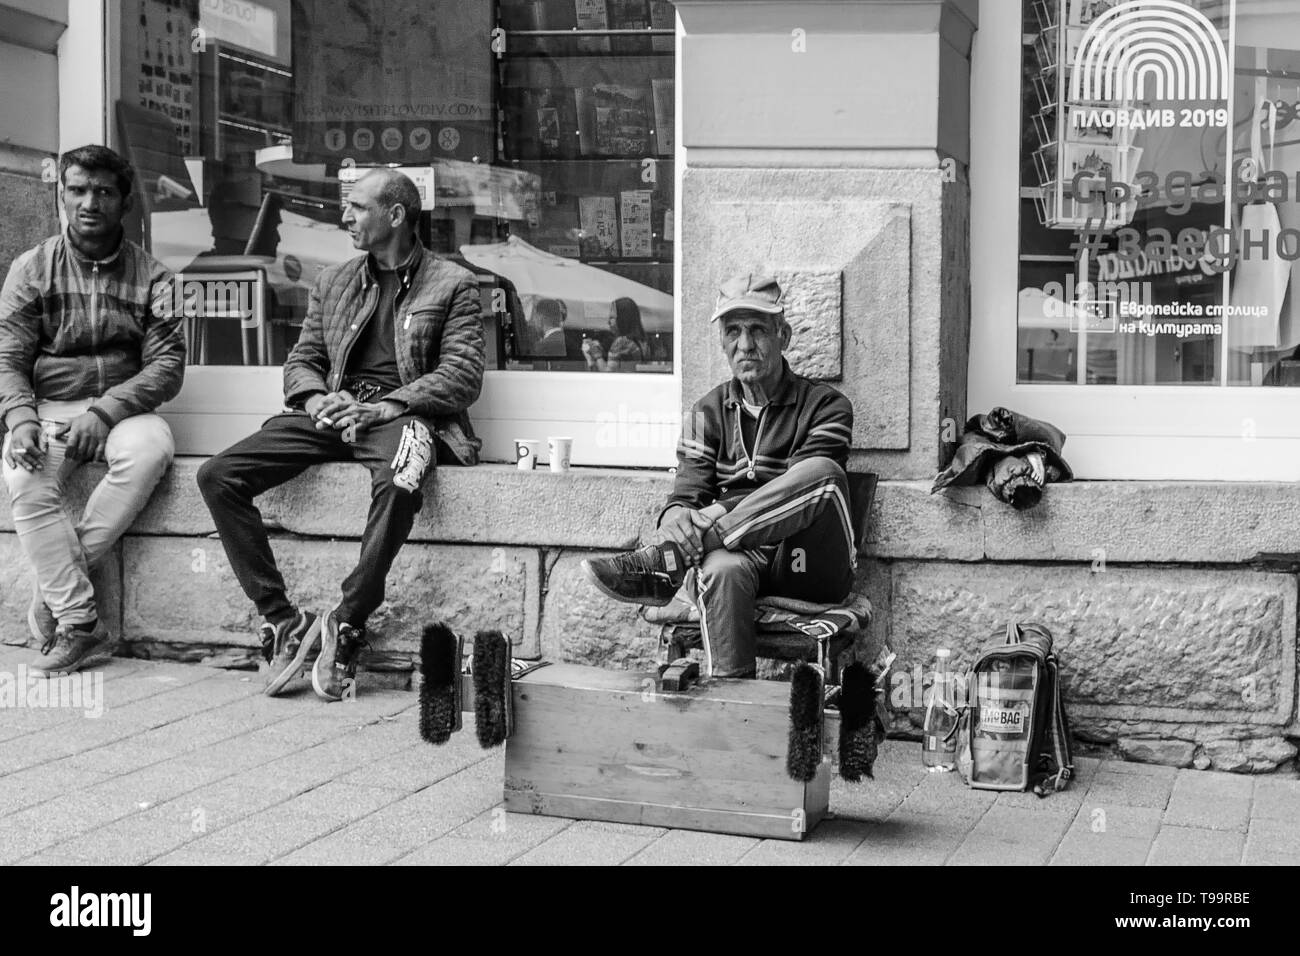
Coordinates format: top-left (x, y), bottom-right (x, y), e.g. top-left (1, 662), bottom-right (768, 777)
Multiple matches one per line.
top-left (197, 411), bottom-right (435, 628)
top-left (686, 456), bottom-right (857, 678)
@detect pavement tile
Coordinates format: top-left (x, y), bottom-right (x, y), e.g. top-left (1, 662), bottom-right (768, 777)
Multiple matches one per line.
top-left (1097, 760), bottom-right (1180, 779)
top-left (1050, 831), bottom-right (1153, 866)
top-left (275, 781), bottom-right (401, 821)
top-left (511, 819), bottom-right (663, 866)
top-left (841, 812), bottom-right (976, 866)
top-left (947, 806), bottom-right (1072, 866)
top-left (1163, 773), bottom-right (1252, 831)
top-left (339, 738), bottom-right (484, 792)
top-left (270, 832), bottom-right (412, 866)
top-left (1249, 777), bottom-right (1300, 822)
top-left (1242, 818), bottom-right (1300, 865)
top-left (39, 803), bottom-right (200, 865)
top-left (1148, 826), bottom-right (1245, 866)
top-left (179, 805), bottom-right (346, 864)
top-left (148, 849), bottom-right (258, 866)
top-left (394, 836), bottom-right (526, 866)
top-left (624, 829), bottom-right (759, 866)
top-left (736, 818), bottom-right (872, 866)
top-left (447, 807), bottom-right (572, 848)
top-left (1068, 803), bottom-right (1164, 841)
top-left (896, 773), bottom-right (997, 820)
top-left (333, 757), bottom-right (502, 849)
top-left (0, 765), bottom-right (113, 814)
top-left (1085, 770), bottom-right (1175, 811)
top-left (829, 772), bottom-right (916, 823)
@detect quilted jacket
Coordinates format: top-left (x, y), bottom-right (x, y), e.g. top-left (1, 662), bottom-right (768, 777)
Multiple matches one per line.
top-left (0, 231), bottom-right (184, 432)
top-left (283, 242), bottom-right (485, 465)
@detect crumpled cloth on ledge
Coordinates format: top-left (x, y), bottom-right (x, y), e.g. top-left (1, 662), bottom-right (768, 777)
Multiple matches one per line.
top-left (931, 407), bottom-right (1074, 510)
top-left (641, 587), bottom-right (873, 640)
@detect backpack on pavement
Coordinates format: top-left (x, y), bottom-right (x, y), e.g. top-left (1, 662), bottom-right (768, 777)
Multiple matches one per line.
top-left (955, 623), bottom-right (1073, 796)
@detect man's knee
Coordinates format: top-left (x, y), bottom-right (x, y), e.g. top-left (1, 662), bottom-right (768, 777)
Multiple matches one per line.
top-left (107, 415), bottom-right (175, 476)
top-left (3, 462), bottom-right (57, 507)
top-left (787, 455), bottom-right (846, 485)
top-left (196, 454), bottom-right (232, 499)
top-left (697, 549), bottom-right (760, 595)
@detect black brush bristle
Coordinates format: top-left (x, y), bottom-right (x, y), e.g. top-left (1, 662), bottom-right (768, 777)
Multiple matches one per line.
top-left (838, 662), bottom-right (879, 781)
top-left (473, 630), bottom-right (511, 749)
top-left (786, 662), bottom-right (823, 782)
top-left (419, 624), bottom-right (459, 745)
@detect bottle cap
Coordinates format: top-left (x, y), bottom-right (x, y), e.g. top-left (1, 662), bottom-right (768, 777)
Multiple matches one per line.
top-left (936, 648), bottom-right (951, 658)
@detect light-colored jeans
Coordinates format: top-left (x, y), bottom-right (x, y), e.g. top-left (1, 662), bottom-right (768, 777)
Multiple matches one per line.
top-left (2, 399), bottom-right (174, 626)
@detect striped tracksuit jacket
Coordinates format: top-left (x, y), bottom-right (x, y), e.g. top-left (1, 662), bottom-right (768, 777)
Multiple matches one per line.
top-left (661, 361), bottom-right (856, 676)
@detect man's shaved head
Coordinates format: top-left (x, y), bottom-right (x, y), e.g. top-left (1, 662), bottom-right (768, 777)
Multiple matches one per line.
top-left (363, 168), bottom-right (421, 231)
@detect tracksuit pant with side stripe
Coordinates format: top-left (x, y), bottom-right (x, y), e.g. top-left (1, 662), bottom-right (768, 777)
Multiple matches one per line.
top-left (684, 455), bottom-right (856, 678)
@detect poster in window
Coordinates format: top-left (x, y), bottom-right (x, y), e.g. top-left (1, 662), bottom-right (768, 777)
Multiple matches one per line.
top-left (292, 0), bottom-right (493, 166)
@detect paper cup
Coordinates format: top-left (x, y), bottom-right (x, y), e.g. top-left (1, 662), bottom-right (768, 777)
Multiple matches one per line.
top-left (547, 436), bottom-right (573, 473)
top-left (514, 439), bottom-right (542, 470)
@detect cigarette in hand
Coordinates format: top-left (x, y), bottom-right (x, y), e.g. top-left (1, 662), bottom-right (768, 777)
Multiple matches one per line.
top-left (317, 415), bottom-right (334, 426)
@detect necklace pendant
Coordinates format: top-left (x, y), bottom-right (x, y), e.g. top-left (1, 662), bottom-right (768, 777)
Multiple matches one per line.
top-left (747, 468), bottom-right (756, 481)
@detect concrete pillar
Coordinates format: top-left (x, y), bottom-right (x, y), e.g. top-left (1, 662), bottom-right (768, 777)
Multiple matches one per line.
top-left (675, 0), bottom-right (976, 479)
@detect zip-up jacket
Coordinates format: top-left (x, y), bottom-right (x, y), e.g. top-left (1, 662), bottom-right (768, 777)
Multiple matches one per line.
top-left (0, 231), bottom-right (185, 432)
top-left (283, 242), bottom-right (485, 465)
top-left (660, 361), bottom-right (854, 522)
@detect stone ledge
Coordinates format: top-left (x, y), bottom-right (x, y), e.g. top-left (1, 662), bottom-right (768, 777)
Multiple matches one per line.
top-left (871, 480), bottom-right (1300, 564)
top-left (3, 462), bottom-right (1297, 563)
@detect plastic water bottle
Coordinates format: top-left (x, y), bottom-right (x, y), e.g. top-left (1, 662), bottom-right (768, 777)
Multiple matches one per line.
top-left (922, 648), bottom-right (958, 772)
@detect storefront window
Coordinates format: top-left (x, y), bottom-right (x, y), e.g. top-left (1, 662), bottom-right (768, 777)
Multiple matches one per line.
top-left (1018, 0), bottom-right (1300, 387)
top-left (116, 0), bottom-right (675, 376)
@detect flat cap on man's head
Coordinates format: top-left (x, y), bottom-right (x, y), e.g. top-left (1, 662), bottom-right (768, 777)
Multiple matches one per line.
top-left (709, 273), bottom-right (784, 322)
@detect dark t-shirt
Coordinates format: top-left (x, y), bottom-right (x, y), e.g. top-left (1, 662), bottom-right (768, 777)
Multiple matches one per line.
top-left (345, 267), bottom-right (404, 396)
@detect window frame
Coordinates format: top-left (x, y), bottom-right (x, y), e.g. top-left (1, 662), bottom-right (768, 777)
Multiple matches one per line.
top-left (84, 0), bottom-right (681, 468)
top-left (970, 0), bottom-right (1300, 481)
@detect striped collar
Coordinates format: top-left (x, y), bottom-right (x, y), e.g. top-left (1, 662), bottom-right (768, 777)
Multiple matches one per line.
top-left (62, 228), bottom-right (126, 270)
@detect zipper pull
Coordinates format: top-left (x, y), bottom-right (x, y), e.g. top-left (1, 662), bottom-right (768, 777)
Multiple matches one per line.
top-left (404, 312), bottom-right (412, 330)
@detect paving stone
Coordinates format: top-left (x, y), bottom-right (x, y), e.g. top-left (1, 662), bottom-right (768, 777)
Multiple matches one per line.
top-left (40, 804), bottom-right (199, 865)
top-left (1068, 803), bottom-right (1164, 841)
top-left (1147, 826), bottom-right (1245, 866)
top-left (1250, 777), bottom-right (1300, 822)
top-left (841, 812), bottom-right (976, 866)
top-left (829, 772), bottom-right (917, 823)
top-left (446, 807), bottom-right (572, 851)
top-left (736, 818), bottom-right (872, 866)
top-left (0, 765), bottom-right (112, 814)
top-left (181, 805), bottom-right (346, 864)
top-left (270, 833), bottom-right (412, 866)
top-left (394, 836), bottom-right (526, 866)
top-left (339, 738), bottom-right (484, 792)
top-left (1085, 770), bottom-right (1175, 811)
top-left (895, 774), bottom-right (997, 820)
top-left (624, 829), bottom-right (759, 866)
top-left (947, 806), bottom-right (1072, 866)
top-left (276, 782), bottom-right (400, 821)
top-left (1050, 831), bottom-right (1153, 866)
top-left (336, 757), bottom-right (502, 849)
top-left (511, 819), bottom-right (663, 866)
top-left (147, 849), bottom-right (256, 866)
top-left (1241, 818), bottom-right (1300, 865)
top-left (1163, 774), bottom-right (1251, 831)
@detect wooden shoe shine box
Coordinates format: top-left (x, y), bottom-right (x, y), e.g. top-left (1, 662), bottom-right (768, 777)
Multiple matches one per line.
top-left (501, 663), bottom-right (829, 841)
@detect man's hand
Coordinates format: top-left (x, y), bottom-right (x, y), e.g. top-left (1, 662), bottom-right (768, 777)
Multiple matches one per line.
top-left (305, 390), bottom-right (355, 430)
top-left (3, 421), bottom-right (44, 472)
top-left (657, 505), bottom-right (715, 567)
top-left (58, 412), bottom-right (109, 463)
top-left (333, 400), bottom-right (405, 432)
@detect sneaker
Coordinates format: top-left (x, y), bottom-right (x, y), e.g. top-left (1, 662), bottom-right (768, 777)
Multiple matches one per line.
top-left (28, 582), bottom-right (56, 648)
top-left (264, 610), bottom-right (322, 697)
top-left (312, 611), bottom-right (369, 702)
top-left (581, 541), bottom-right (687, 607)
top-left (257, 622), bottom-right (276, 666)
top-left (31, 620), bottom-right (112, 676)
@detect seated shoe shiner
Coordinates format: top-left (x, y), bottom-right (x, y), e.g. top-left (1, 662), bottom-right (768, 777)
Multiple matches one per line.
top-left (583, 273), bottom-right (855, 678)
top-left (198, 168), bottom-right (485, 702)
top-left (0, 145), bottom-right (184, 675)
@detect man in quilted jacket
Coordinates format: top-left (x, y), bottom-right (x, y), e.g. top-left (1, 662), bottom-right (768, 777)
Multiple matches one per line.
top-left (198, 168), bottom-right (485, 702)
top-left (0, 144), bottom-right (185, 675)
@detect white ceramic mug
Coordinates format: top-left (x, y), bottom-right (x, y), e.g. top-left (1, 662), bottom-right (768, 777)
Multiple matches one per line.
top-left (515, 438), bottom-right (542, 470)
top-left (547, 436), bottom-right (573, 473)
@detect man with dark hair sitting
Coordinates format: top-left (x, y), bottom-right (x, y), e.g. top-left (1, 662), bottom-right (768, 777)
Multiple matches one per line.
top-left (198, 168), bottom-right (485, 702)
top-left (0, 144), bottom-right (185, 674)
top-left (583, 273), bottom-right (856, 678)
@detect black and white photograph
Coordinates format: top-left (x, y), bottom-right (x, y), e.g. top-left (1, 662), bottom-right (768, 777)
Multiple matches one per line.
top-left (0, 0), bottom-right (1290, 920)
